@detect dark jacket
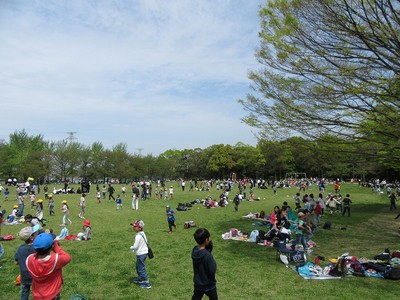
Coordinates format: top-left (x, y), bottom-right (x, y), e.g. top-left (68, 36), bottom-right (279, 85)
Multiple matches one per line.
top-left (191, 246), bottom-right (217, 291)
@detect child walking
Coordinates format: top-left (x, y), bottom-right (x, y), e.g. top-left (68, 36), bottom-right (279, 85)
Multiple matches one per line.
top-left (191, 228), bottom-right (218, 300)
top-left (96, 190), bottom-right (101, 204)
top-left (30, 191), bottom-right (36, 210)
top-left (116, 194), bottom-right (123, 209)
top-left (48, 195), bottom-right (55, 216)
top-left (60, 200), bottom-right (72, 226)
top-left (166, 205), bottom-right (176, 234)
top-left (129, 220), bottom-right (151, 289)
top-left (78, 193), bottom-right (86, 219)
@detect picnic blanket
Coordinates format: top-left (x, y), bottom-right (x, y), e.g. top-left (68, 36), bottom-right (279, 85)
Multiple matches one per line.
top-left (221, 228), bottom-right (248, 241)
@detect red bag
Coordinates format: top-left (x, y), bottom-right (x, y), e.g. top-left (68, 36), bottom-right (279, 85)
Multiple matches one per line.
top-left (392, 251), bottom-right (400, 258)
top-left (1, 234), bottom-right (14, 241)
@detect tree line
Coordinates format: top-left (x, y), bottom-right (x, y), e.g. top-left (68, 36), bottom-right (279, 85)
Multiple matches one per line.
top-left (0, 130), bottom-right (395, 184)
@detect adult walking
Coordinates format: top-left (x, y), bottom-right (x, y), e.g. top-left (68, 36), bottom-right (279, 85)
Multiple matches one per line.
top-left (389, 191), bottom-right (397, 211)
top-left (108, 184), bottom-right (115, 201)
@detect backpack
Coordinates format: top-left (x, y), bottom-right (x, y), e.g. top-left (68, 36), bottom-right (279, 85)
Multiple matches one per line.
top-left (322, 221), bottom-right (332, 230)
top-left (290, 251), bottom-right (306, 265)
top-left (374, 252), bottom-right (391, 261)
top-left (329, 257), bottom-right (347, 277)
top-left (177, 203), bottom-right (187, 211)
top-left (362, 261), bottom-right (388, 273)
top-left (384, 267), bottom-right (400, 280)
top-left (184, 221), bottom-right (196, 229)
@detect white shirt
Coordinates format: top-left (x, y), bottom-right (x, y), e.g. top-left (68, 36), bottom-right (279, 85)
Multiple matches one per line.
top-left (130, 232), bottom-right (149, 255)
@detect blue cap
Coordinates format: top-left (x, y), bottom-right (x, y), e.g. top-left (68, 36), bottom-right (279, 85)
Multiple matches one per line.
top-left (33, 233), bottom-right (54, 250)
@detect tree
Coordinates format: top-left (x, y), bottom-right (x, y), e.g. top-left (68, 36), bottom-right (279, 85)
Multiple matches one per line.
top-left (52, 140), bottom-right (82, 182)
top-left (232, 142), bottom-right (266, 178)
top-left (257, 139), bottom-right (295, 179)
top-left (0, 130), bottom-right (48, 181)
top-left (240, 0), bottom-right (400, 155)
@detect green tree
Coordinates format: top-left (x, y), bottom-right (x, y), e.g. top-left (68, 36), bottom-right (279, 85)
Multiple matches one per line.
top-left (257, 139), bottom-right (295, 179)
top-left (232, 142), bottom-right (266, 178)
top-left (0, 130), bottom-right (48, 181)
top-left (52, 140), bottom-right (82, 182)
top-left (240, 0), bottom-right (400, 156)
top-left (205, 144), bottom-right (235, 179)
top-left (88, 142), bottom-right (106, 182)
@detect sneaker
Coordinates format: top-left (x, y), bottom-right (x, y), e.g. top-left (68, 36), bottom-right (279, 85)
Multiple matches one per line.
top-left (140, 282), bottom-right (152, 289)
top-left (131, 277), bottom-right (145, 284)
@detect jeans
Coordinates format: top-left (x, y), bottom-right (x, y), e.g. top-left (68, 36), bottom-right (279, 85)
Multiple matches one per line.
top-left (19, 204), bottom-right (25, 216)
top-left (132, 195), bottom-right (138, 210)
top-left (20, 283), bottom-right (31, 300)
top-left (136, 254), bottom-right (148, 282)
top-left (293, 234), bottom-right (307, 250)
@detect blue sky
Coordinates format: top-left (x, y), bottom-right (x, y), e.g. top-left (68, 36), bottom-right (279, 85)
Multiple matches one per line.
top-left (0, 0), bottom-right (263, 155)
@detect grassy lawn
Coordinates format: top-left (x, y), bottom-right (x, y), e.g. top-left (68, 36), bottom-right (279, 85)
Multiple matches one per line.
top-left (1, 182), bottom-right (400, 299)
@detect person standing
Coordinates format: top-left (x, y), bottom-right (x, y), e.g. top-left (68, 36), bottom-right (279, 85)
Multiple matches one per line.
top-left (29, 191), bottom-right (36, 210)
top-left (26, 233), bottom-right (71, 300)
top-left (342, 194), bottom-right (352, 217)
top-left (313, 201), bottom-right (322, 226)
top-left (96, 190), bottom-right (101, 204)
top-left (102, 185), bottom-right (107, 199)
top-left (191, 228), bottom-right (217, 300)
top-left (121, 185), bottom-right (126, 197)
top-left (233, 194), bottom-right (240, 212)
top-left (389, 191), bottom-right (397, 211)
top-left (182, 180), bottom-right (186, 192)
top-left (132, 184), bottom-right (140, 210)
top-left (14, 225), bottom-right (40, 300)
top-left (129, 220), bottom-right (151, 289)
top-left (116, 194), bottom-right (123, 210)
top-left (78, 193), bottom-right (86, 219)
top-left (48, 194), bottom-right (55, 216)
top-left (18, 192), bottom-right (25, 216)
top-left (166, 205), bottom-right (176, 234)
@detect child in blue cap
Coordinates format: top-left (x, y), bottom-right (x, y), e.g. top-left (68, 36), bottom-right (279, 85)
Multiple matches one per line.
top-left (166, 205), bottom-right (176, 234)
top-left (26, 233), bottom-right (71, 300)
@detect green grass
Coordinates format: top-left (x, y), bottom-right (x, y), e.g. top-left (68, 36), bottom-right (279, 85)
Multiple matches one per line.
top-left (1, 183), bottom-right (400, 299)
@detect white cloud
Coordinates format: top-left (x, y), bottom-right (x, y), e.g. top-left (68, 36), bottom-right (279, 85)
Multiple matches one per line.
top-left (0, 0), bottom-right (262, 155)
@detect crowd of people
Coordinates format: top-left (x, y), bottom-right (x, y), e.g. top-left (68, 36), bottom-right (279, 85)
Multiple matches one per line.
top-left (2, 176), bottom-right (399, 299)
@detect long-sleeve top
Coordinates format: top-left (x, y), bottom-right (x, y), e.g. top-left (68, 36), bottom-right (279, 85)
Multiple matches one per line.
top-left (26, 243), bottom-right (71, 300)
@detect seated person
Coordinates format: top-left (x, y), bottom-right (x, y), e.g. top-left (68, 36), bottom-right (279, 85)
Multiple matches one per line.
top-left (77, 219), bottom-right (92, 241)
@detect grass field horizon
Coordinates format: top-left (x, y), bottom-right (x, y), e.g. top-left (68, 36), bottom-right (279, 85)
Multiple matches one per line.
top-left (1, 182), bottom-right (400, 299)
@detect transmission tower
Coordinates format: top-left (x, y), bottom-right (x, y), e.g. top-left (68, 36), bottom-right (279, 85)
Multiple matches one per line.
top-left (136, 148), bottom-right (143, 156)
top-left (66, 132), bottom-right (78, 143)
